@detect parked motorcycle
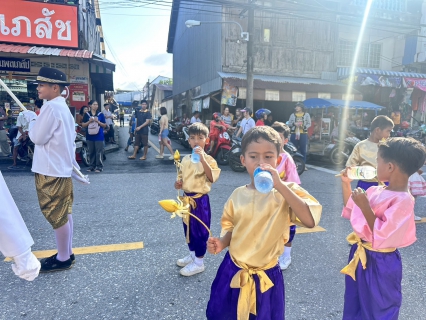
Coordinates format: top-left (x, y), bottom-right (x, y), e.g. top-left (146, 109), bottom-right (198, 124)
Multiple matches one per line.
top-left (327, 136), bottom-right (360, 165)
top-left (205, 127), bottom-right (232, 165)
top-left (150, 116), bottom-right (160, 135)
top-left (6, 126), bottom-right (34, 165)
top-left (75, 125), bottom-right (89, 167)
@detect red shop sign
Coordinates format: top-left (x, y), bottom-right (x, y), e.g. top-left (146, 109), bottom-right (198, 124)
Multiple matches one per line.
top-left (0, 0), bottom-right (78, 48)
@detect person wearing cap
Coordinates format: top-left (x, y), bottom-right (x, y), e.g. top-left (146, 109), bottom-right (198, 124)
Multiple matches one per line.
top-left (29, 67), bottom-right (79, 272)
top-left (288, 102), bottom-right (311, 163)
top-left (235, 107), bottom-right (255, 137)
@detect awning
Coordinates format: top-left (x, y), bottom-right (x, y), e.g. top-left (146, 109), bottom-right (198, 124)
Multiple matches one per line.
top-left (303, 98), bottom-right (385, 110)
top-left (218, 72), bottom-right (351, 93)
top-left (337, 67), bottom-right (426, 79)
top-left (89, 64), bottom-right (114, 91)
top-left (0, 43), bottom-right (115, 72)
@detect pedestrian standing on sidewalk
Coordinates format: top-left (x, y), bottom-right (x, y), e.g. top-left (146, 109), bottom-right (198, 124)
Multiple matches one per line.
top-left (9, 106), bottom-right (33, 170)
top-left (288, 102), bottom-right (311, 163)
top-left (340, 137), bottom-right (425, 319)
top-left (128, 100), bottom-right (151, 161)
top-left (175, 122), bottom-right (221, 276)
top-left (82, 100), bottom-right (108, 173)
top-left (29, 67), bottom-right (80, 272)
top-left (0, 106), bottom-right (11, 157)
top-left (103, 103), bottom-right (116, 144)
top-left (156, 107), bottom-right (174, 160)
top-left (125, 111), bottom-right (136, 152)
top-left (119, 108), bottom-right (125, 127)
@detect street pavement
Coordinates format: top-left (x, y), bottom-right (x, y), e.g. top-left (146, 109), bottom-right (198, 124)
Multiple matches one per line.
top-left (1, 122), bottom-right (426, 320)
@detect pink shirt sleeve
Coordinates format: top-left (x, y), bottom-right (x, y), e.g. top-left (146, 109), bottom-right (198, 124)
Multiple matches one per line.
top-left (277, 152), bottom-right (301, 184)
top-left (372, 195), bottom-right (416, 249)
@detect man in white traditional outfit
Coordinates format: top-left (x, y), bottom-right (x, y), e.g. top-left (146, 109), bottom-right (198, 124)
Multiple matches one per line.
top-left (0, 171), bottom-right (40, 281)
top-left (29, 67), bottom-right (79, 273)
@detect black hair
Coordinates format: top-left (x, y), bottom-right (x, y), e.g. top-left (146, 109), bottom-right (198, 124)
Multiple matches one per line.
top-left (104, 103), bottom-right (110, 107)
top-left (370, 115), bottom-right (394, 132)
top-left (160, 107), bottom-right (167, 115)
top-left (295, 102), bottom-right (305, 112)
top-left (188, 122), bottom-right (209, 137)
top-left (79, 106), bottom-right (88, 115)
top-left (141, 100), bottom-right (148, 105)
top-left (48, 83), bottom-right (65, 93)
top-left (88, 100), bottom-right (97, 106)
top-left (378, 137), bottom-right (426, 176)
top-left (271, 121), bottom-right (290, 139)
top-left (193, 111), bottom-right (200, 116)
top-left (241, 126), bottom-right (281, 155)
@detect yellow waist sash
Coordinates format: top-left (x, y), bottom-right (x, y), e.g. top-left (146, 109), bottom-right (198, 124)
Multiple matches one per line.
top-left (181, 193), bottom-right (203, 243)
top-left (340, 232), bottom-right (396, 281)
top-left (230, 256), bottom-right (277, 320)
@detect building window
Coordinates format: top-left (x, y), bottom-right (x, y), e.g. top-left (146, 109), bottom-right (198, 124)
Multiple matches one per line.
top-left (350, 0), bottom-right (406, 12)
top-left (343, 93), bottom-right (355, 100)
top-left (338, 40), bottom-right (382, 68)
top-left (292, 91), bottom-right (306, 102)
top-left (263, 29), bottom-right (270, 43)
top-left (265, 89), bottom-right (279, 101)
top-left (318, 93), bottom-right (331, 99)
top-left (238, 87), bottom-right (246, 99)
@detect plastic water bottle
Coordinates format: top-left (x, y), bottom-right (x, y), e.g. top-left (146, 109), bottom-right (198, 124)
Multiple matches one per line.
top-left (191, 147), bottom-right (200, 163)
top-left (347, 166), bottom-right (377, 180)
top-left (253, 167), bottom-right (274, 193)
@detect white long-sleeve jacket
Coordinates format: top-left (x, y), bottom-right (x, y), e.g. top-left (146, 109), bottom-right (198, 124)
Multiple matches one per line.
top-left (29, 96), bottom-right (78, 178)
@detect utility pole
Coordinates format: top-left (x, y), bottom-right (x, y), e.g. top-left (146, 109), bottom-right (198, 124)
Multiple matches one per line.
top-left (246, 1), bottom-right (254, 110)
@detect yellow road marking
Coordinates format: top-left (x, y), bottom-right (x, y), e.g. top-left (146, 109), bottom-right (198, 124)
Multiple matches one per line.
top-left (415, 218), bottom-right (426, 224)
top-left (296, 226), bottom-right (326, 234)
top-left (4, 242), bottom-right (144, 262)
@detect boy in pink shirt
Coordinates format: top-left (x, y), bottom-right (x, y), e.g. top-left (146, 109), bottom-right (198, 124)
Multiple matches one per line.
top-left (340, 137), bottom-right (425, 319)
top-left (272, 122), bottom-right (300, 270)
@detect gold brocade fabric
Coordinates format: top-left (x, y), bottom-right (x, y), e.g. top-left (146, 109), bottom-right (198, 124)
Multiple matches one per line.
top-left (340, 232), bottom-right (396, 281)
top-left (35, 173), bottom-right (73, 229)
top-left (181, 193), bottom-right (203, 243)
top-left (180, 155), bottom-right (221, 194)
top-left (221, 182), bottom-right (322, 268)
top-left (345, 140), bottom-right (379, 182)
top-left (230, 256), bottom-right (277, 320)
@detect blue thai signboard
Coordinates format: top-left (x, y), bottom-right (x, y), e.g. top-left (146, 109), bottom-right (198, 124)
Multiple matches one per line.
top-left (0, 57), bottom-right (31, 72)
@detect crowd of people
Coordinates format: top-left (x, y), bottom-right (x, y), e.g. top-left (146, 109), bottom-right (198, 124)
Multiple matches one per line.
top-left (1, 68), bottom-right (426, 319)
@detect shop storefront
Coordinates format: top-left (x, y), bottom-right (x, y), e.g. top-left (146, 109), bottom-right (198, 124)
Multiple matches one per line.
top-left (0, 0), bottom-right (114, 118)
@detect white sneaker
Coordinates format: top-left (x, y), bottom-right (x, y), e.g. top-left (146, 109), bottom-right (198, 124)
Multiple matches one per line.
top-left (168, 155), bottom-right (174, 160)
top-left (155, 155), bottom-right (164, 159)
top-left (176, 254), bottom-right (193, 267)
top-left (179, 261), bottom-right (205, 276)
top-left (279, 256), bottom-right (291, 270)
top-left (415, 215), bottom-right (422, 221)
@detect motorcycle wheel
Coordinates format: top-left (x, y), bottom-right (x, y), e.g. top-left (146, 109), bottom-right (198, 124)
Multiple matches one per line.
top-left (81, 145), bottom-right (90, 167)
top-left (330, 146), bottom-right (347, 165)
top-left (229, 153), bottom-right (246, 172)
top-left (216, 148), bottom-right (229, 166)
top-left (293, 156), bottom-right (305, 176)
top-left (150, 128), bottom-right (158, 135)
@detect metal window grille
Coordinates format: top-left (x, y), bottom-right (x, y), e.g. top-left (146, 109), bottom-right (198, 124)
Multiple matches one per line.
top-left (338, 40), bottom-right (382, 68)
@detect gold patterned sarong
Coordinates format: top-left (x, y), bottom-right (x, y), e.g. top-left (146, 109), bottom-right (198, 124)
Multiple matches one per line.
top-left (230, 256), bottom-right (277, 320)
top-left (181, 193), bottom-right (203, 243)
top-left (340, 232), bottom-right (396, 281)
top-left (35, 173), bottom-right (73, 229)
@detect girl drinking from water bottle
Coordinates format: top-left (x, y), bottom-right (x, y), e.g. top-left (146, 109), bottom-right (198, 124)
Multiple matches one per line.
top-left (206, 126), bottom-right (322, 320)
top-left (340, 137), bottom-right (426, 320)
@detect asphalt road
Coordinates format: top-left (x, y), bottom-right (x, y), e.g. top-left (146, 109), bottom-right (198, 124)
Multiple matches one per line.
top-left (0, 122), bottom-right (425, 320)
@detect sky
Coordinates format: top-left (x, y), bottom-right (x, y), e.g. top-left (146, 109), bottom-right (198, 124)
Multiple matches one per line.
top-left (99, 0), bottom-right (173, 91)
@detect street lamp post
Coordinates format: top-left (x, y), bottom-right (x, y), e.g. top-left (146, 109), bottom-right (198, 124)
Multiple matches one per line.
top-left (185, 18), bottom-right (253, 110)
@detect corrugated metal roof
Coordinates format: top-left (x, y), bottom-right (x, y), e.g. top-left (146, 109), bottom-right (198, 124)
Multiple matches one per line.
top-left (0, 44), bottom-right (93, 59)
top-left (337, 67), bottom-right (426, 79)
top-left (155, 84), bottom-right (172, 91)
top-left (218, 72), bottom-right (346, 86)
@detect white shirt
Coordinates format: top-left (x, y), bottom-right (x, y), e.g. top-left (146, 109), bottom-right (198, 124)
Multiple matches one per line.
top-left (240, 117), bottom-right (255, 135)
top-left (29, 96), bottom-right (77, 178)
top-left (190, 116), bottom-right (201, 124)
top-left (103, 110), bottom-right (113, 125)
top-left (15, 112), bottom-right (30, 140)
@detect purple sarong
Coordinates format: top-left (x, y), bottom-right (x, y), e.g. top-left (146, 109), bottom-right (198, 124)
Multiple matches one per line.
top-left (287, 225), bottom-right (296, 244)
top-left (182, 193), bottom-right (211, 257)
top-left (206, 252), bottom-right (285, 320)
top-left (343, 243), bottom-right (402, 320)
top-left (356, 180), bottom-right (388, 191)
